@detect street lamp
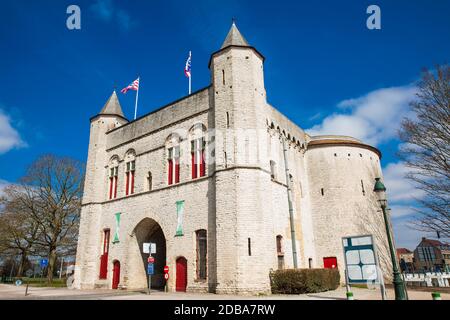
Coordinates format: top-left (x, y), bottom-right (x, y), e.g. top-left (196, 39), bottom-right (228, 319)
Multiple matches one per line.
top-left (373, 177), bottom-right (407, 300)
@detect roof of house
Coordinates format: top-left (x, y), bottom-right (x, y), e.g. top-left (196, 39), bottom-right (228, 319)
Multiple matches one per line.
top-left (397, 248), bottom-right (412, 255)
top-left (421, 238), bottom-right (445, 247)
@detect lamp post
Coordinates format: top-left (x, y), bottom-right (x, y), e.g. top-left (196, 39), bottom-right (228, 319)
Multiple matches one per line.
top-left (373, 177), bottom-right (407, 300)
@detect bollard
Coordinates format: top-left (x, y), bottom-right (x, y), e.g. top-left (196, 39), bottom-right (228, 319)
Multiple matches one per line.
top-left (432, 292), bottom-right (441, 300)
top-left (346, 292), bottom-right (354, 300)
top-left (25, 283), bottom-right (29, 296)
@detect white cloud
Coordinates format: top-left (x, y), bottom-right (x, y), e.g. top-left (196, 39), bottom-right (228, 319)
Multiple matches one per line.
top-left (306, 85), bottom-right (417, 146)
top-left (383, 162), bottom-right (425, 202)
top-left (0, 109), bottom-right (26, 154)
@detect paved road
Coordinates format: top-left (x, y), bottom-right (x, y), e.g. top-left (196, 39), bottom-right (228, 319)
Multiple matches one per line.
top-left (0, 284), bottom-right (447, 300)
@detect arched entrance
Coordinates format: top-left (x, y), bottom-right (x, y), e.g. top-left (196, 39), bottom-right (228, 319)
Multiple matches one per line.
top-left (176, 256), bottom-right (187, 292)
top-left (131, 218), bottom-right (167, 289)
top-left (112, 260), bottom-right (120, 289)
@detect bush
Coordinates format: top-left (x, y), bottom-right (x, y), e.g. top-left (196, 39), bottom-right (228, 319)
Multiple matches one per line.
top-left (270, 268), bottom-right (340, 294)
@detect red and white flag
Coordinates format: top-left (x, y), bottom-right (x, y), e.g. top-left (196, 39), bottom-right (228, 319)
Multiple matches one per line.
top-left (121, 78), bottom-right (139, 94)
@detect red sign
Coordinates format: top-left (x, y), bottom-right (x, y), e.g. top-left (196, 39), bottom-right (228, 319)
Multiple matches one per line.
top-left (164, 265), bottom-right (169, 273)
top-left (148, 256), bottom-right (155, 263)
top-left (164, 273), bottom-right (169, 280)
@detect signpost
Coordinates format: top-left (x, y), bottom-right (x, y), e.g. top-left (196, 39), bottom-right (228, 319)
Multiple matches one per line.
top-left (342, 235), bottom-right (382, 299)
top-left (164, 265), bottom-right (169, 292)
top-left (143, 242), bottom-right (156, 294)
top-left (40, 258), bottom-right (48, 283)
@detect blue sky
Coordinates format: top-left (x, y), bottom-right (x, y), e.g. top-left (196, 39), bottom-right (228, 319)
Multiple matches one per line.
top-left (0, 0), bottom-right (449, 249)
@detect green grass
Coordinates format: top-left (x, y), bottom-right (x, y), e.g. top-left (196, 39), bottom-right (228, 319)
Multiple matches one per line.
top-left (14, 277), bottom-right (67, 288)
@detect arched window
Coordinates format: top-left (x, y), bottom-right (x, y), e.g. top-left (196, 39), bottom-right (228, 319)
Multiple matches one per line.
top-left (166, 134), bottom-right (181, 185)
top-left (189, 123), bottom-right (207, 179)
top-left (196, 229), bottom-right (207, 280)
top-left (124, 150), bottom-right (136, 196)
top-left (108, 156), bottom-right (119, 200)
top-left (276, 235), bottom-right (285, 270)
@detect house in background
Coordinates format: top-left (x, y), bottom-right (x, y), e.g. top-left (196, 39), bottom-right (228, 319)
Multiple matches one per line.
top-left (413, 238), bottom-right (450, 272)
top-left (397, 248), bottom-right (414, 273)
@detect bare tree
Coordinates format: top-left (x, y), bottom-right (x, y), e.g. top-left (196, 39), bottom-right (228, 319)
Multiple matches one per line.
top-left (2, 155), bottom-right (84, 283)
top-left (399, 65), bottom-right (450, 237)
top-left (0, 208), bottom-right (40, 277)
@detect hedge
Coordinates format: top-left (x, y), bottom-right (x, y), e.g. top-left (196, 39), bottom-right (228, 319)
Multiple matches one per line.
top-left (270, 268), bottom-right (340, 294)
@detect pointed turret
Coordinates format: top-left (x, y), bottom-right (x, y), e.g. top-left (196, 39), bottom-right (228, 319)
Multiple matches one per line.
top-left (99, 90), bottom-right (125, 118)
top-left (209, 20), bottom-right (264, 68)
top-left (221, 21), bottom-right (250, 49)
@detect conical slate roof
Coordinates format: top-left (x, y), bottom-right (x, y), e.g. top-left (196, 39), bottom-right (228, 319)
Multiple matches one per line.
top-left (99, 90), bottom-right (125, 117)
top-left (221, 21), bottom-right (250, 49)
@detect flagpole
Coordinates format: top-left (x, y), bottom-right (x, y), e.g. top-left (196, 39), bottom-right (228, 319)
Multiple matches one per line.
top-left (134, 76), bottom-right (139, 120)
top-left (189, 51), bottom-right (191, 95)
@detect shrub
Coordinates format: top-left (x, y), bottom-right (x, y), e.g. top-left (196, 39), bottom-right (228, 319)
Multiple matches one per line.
top-left (270, 268), bottom-right (340, 294)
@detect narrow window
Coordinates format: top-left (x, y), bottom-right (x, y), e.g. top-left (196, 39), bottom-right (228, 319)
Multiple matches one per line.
top-left (361, 179), bottom-right (366, 196)
top-left (226, 112), bottom-right (230, 128)
top-left (175, 146), bottom-right (180, 183)
top-left (196, 229), bottom-right (207, 280)
top-left (276, 235), bottom-right (284, 270)
top-left (321, 188), bottom-right (324, 196)
top-left (222, 69), bottom-right (225, 85)
top-left (270, 160), bottom-right (277, 180)
top-left (147, 172), bottom-right (152, 191)
top-left (224, 151), bottom-right (228, 168)
top-left (168, 146), bottom-right (180, 185)
top-left (109, 166), bottom-right (118, 199)
top-left (168, 148), bottom-right (173, 185)
top-left (191, 137), bottom-right (206, 179)
top-left (248, 238), bottom-right (252, 256)
top-left (125, 160), bottom-right (135, 196)
top-left (99, 229), bottom-right (110, 279)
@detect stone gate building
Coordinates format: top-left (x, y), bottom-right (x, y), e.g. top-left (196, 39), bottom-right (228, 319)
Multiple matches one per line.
top-left (74, 22), bottom-right (393, 294)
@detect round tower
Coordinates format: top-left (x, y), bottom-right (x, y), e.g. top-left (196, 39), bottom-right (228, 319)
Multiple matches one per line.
top-left (305, 135), bottom-right (393, 282)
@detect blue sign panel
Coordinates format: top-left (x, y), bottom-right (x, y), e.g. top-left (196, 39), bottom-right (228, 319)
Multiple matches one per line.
top-left (40, 259), bottom-right (48, 268)
top-left (147, 263), bottom-right (154, 275)
top-left (342, 235), bottom-right (379, 284)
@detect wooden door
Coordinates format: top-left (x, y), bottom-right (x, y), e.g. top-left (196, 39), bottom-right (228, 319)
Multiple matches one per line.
top-left (176, 257), bottom-right (187, 292)
top-left (112, 260), bottom-right (120, 289)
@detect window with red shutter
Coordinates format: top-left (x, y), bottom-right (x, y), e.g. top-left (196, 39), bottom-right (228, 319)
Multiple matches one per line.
top-left (109, 166), bottom-right (118, 199)
top-left (191, 137), bottom-right (206, 179)
top-left (168, 147), bottom-right (173, 185)
top-left (125, 160), bottom-right (135, 195)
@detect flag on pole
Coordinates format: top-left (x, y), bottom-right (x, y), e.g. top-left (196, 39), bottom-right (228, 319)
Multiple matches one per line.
top-left (121, 77), bottom-right (140, 120)
top-left (185, 51), bottom-right (192, 94)
top-left (121, 78), bottom-right (140, 94)
top-left (184, 51), bottom-right (191, 78)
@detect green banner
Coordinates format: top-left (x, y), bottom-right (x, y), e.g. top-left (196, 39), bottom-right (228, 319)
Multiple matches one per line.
top-left (175, 200), bottom-right (185, 236)
top-left (113, 212), bottom-right (121, 243)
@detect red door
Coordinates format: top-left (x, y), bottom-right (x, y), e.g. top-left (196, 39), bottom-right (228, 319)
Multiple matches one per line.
top-left (176, 257), bottom-right (187, 292)
top-left (99, 229), bottom-right (110, 279)
top-left (323, 257), bottom-right (338, 269)
top-left (112, 260), bottom-right (120, 289)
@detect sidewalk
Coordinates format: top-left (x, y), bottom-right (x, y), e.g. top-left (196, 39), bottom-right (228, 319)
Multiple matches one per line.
top-left (0, 284), bottom-right (447, 300)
